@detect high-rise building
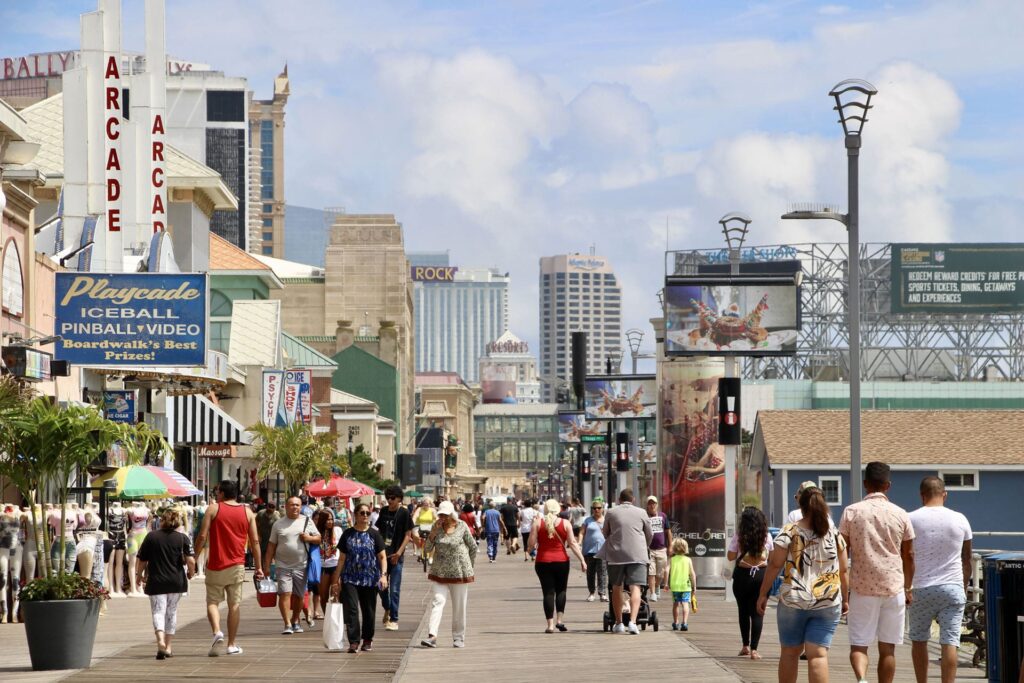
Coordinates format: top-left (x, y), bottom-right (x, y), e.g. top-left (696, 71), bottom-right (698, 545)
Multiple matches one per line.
top-left (409, 251), bottom-right (510, 384)
top-left (538, 253), bottom-right (622, 401)
top-left (249, 67), bottom-right (289, 258)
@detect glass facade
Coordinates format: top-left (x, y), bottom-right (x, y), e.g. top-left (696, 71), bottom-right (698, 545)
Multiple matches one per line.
top-left (260, 119), bottom-right (274, 200)
top-left (206, 128), bottom-right (247, 248)
top-left (473, 414), bottom-right (561, 470)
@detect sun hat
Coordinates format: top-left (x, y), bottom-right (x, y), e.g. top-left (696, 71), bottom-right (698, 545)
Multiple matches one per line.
top-left (437, 500), bottom-right (456, 516)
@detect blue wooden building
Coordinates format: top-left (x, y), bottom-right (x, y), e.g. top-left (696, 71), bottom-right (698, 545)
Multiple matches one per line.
top-left (751, 410), bottom-right (1024, 551)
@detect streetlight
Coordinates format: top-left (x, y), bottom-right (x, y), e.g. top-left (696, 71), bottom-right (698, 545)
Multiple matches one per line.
top-left (718, 212), bottom-right (749, 601)
top-left (625, 329), bottom-right (644, 375)
top-left (782, 78), bottom-right (877, 504)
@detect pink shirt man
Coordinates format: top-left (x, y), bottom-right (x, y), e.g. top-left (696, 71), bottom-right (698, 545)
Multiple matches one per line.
top-left (839, 492), bottom-right (915, 597)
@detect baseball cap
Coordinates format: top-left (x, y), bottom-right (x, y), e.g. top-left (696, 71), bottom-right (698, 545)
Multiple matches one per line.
top-left (437, 501), bottom-right (456, 517)
top-left (796, 481), bottom-right (818, 497)
top-left (646, 496), bottom-right (658, 504)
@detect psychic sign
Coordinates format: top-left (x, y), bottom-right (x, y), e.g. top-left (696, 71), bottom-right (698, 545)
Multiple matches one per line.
top-left (54, 273), bottom-right (208, 366)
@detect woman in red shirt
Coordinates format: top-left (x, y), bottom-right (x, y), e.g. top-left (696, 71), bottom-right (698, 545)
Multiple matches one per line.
top-left (458, 503), bottom-right (478, 541)
top-left (528, 499), bottom-right (587, 633)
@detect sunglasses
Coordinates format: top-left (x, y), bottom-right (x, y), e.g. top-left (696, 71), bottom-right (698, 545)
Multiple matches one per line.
top-left (591, 506), bottom-right (603, 510)
top-left (386, 496), bottom-right (400, 500)
top-left (356, 510), bottom-right (371, 516)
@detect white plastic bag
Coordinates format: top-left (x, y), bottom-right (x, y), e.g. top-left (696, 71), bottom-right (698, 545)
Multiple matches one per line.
top-left (322, 601), bottom-right (345, 651)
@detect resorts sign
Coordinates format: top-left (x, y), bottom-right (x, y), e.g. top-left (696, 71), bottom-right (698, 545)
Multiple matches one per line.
top-left (54, 273), bottom-right (208, 366)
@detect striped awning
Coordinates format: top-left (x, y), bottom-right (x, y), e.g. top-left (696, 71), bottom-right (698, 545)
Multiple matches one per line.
top-left (171, 395), bottom-right (250, 446)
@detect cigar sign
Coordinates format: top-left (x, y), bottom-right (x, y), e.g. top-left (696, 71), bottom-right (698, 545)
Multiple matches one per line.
top-left (54, 273), bottom-right (208, 366)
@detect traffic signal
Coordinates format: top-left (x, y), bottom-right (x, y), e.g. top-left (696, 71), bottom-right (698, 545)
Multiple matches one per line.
top-left (615, 432), bottom-right (630, 472)
top-left (718, 377), bottom-right (742, 446)
top-left (580, 447), bottom-right (591, 481)
top-left (397, 453), bottom-right (422, 485)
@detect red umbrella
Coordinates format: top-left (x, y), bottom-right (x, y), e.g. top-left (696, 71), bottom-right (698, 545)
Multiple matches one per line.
top-left (305, 475), bottom-right (374, 498)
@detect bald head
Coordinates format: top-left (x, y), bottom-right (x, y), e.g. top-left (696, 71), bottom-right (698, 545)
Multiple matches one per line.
top-left (920, 475), bottom-right (946, 504)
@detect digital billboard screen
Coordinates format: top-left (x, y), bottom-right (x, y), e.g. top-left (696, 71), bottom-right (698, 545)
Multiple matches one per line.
top-left (583, 375), bottom-right (656, 420)
top-left (664, 276), bottom-right (799, 356)
top-left (891, 243), bottom-right (1024, 313)
top-left (557, 411), bottom-right (609, 443)
top-left (480, 362), bottom-right (517, 404)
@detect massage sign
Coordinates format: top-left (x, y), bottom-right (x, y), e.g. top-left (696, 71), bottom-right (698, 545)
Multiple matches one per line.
top-left (54, 273), bottom-right (208, 366)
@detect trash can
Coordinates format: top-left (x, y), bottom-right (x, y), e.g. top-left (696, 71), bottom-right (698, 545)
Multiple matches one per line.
top-left (984, 552), bottom-right (1024, 682)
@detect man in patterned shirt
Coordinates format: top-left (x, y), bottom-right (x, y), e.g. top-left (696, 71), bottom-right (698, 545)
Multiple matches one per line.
top-left (839, 461), bottom-right (915, 683)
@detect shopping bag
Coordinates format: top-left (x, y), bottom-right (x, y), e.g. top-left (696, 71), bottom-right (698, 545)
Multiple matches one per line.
top-left (322, 601), bottom-right (346, 651)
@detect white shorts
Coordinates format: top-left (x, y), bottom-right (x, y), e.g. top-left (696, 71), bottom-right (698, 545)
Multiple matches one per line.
top-left (848, 591), bottom-right (906, 646)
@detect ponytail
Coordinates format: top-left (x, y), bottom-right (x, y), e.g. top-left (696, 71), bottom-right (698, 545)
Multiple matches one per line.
top-left (799, 488), bottom-right (831, 538)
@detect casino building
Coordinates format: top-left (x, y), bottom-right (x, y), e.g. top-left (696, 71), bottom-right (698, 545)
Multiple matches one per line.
top-left (409, 251), bottom-right (510, 384)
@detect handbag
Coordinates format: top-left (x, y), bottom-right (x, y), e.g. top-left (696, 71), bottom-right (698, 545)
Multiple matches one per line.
top-left (304, 518), bottom-right (322, 584)
top-left (322, 600), bottom-right (346, 651)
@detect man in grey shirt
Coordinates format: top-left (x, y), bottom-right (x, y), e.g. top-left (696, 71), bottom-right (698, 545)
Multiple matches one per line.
top-left (265, 497), bottom-right (320, 635)
top-left (601, 489), bottom-right (653, 634)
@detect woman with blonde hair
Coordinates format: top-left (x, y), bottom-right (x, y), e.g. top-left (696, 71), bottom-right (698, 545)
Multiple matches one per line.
top-left (528, 499), bottom-right (587, 633)
top-left (135, 507), bottom-right (196, 660)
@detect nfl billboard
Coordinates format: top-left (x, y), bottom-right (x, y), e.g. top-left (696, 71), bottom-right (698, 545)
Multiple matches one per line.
top-left (891, 243), bottom-right (1024, 313)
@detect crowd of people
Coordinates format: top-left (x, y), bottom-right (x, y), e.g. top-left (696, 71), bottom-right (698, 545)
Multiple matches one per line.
top-left (126, 464), bottom-right (988, 683)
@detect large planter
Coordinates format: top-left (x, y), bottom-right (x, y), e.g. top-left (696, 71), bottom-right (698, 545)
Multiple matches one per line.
top-left (22, 598), bottom-right (101, 670)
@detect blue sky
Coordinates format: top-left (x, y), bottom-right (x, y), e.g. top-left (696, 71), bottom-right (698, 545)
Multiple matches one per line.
top-left (4, 0), bottom-right (1023, 355)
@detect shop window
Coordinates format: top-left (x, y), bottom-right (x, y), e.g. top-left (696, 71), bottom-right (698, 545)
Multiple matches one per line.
top-left (940, 471), bottom-right (979, 491)
top-left (210, 290), bottom-right (233, 317)
top-left (1, 242), bottom-right (24, 316)
top-left (818, 476), bottom-right (842, 506)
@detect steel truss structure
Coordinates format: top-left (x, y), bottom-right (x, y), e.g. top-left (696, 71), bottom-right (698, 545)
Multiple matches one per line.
top-left (669, 242), bottom-right (1024, 381)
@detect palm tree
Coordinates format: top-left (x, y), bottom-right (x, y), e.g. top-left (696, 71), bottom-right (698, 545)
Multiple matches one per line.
top-left (248, 421), bottom-right (339, 497)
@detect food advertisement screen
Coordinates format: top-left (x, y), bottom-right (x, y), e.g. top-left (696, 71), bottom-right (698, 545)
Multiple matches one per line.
top-left (664, 277), bottom-right (799, 356)
top-left (583, 375), bottom-right (656, 421)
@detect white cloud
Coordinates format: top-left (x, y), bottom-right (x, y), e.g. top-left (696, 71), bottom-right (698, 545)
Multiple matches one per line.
top-left (379, 49), bottom-right (564, 216)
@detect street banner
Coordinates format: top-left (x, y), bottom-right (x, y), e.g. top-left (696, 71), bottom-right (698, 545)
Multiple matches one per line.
top-left (54, 273), bottom-right (207, 366)
top-left (101, 390), bottom-right (136, 424)
top-left (261, 370), bottom-right (284, 426)
top-left (284, 369), bottom-right (311, 425)
top-left (891, 243), bottom-right (1024, 313)
top-left (660, 359), bottom-right (727, 558)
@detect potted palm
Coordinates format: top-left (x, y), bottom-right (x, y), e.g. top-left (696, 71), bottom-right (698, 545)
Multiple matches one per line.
top-left (0, 378), bottom-right (154, 670)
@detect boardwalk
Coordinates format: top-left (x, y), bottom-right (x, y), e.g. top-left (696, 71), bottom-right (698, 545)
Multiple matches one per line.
top-left (0, 549), bottom-right (990, 682)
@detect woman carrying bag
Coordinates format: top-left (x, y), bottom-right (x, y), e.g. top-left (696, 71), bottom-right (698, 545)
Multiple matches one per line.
top-left (331, 502), bottom-right (388, 653)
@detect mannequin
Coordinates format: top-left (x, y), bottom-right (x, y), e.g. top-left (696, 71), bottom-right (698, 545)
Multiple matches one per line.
top-left (47, 505), bottom-right (78, 574)
top-left (193, 499), bottom-right (208, 577)
top-left (105, 501), bottom-right (128, 597)
top-left (126, 501), bottom-right (150, 596)
top-left (76, 508), bottom-right (103, 583)
top-left (0, 504), bottom-right (22, 623)
top-left (21, 507), bottom-right (39, 587)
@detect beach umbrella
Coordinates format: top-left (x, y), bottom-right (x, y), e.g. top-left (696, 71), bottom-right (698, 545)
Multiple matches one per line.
top-left (305, 475), bottom-right (375, 498)
top-left (405, 490), bottom-right (424, 499)
top-left (92, 465), bottom-right (201, 499)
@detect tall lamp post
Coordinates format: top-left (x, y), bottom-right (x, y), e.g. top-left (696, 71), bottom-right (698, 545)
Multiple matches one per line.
top-left (782, 79), bottom-right (877, 504)
top-left (719, 212), bottom-right (749, 600)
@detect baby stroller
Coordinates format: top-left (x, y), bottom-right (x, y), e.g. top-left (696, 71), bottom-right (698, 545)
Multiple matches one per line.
top-left (602, 582), bottom-right (659, 632)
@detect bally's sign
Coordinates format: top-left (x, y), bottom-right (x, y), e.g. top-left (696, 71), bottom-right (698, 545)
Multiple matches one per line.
top-left (411, 266), bottom-right (458, 282)
top-left (54, 273), bottom-right (208, 367)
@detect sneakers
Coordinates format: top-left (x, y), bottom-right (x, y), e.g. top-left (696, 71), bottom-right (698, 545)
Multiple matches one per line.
top-left (681, 624), bottom-right (689, 632)
top-left (600, 594), bottom-right (609, 602)
top-left (225, 646), bottom-right (243, 656)
top-left (385, 621), bottom-right (399, 631)
top-left (453, 639), bottom-right (465, 648)
top-left (672, 622), bottom-right (679, 631)
top-left (627, 623), bottom-right (639, 635)
top-left (587, 593), bottom-right (597, 602)
top-left (282, 626), bottom-right (294, 635)
top-left (612, 623), bottom-right (626, 634)
top-left (421, 636), bottom-right (438, 648)
top-left (360, 640), bottom-right (373, 652)
top-left (489, 558), bottom-right (495, 563)
top-left (291, 622), bottom-right (304, 634)
top-left (208, 631), bottom-right (225, 657)
top-left (649, 592), bottom-right (659, 602)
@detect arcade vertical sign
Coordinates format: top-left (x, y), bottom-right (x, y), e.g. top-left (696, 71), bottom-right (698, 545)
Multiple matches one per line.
top-left (261, 370), bottom-right (284, 426)
top-left (283, 369), bottom-right (312, 425)
top-left (147, 0), bottom-right (167, 233)
top-left (103, 52), bottom-right (121, 231)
